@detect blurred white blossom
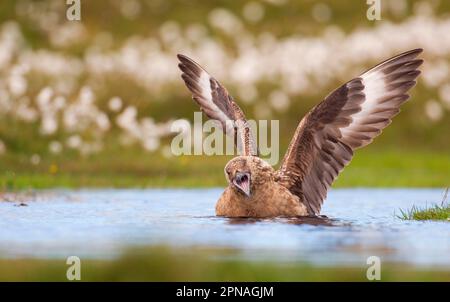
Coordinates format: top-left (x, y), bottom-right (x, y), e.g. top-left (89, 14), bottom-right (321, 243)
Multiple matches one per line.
top-left (49, 22), bottom-right (87, 48)
top-left (425, 100), bottom-right (444, 122)
top-left (0, 3), bottom-right (449, 158)
top-left (16, 97), bottom-right (38, 122)
top-left (386, 0), bottom-right (408, 17)
top-left (66, 135), bottom-right (82, 149)
top-left (185, 23), bottom-right (208, 43)
top-left (40, 115), bottom-right (58, 135)
top-left (209, 8), bottom-right (243, 35)
top-left (49, 141), bottom-right (62, 154)
top-left (439, 84), bottom-right (450, 109)
top-left (30, 154), bottom-right (41, 165)
top-left (108, 97), bottom-right (123, 112)
top-left (269, 90), bottom-right (290, 112)
top-left (8, 74), bottom-right (27, 96)
top-left (243, 2), bottom-right (265, 23)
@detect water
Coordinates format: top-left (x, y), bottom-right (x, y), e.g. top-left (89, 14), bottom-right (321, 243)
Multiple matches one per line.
top-left (0, 188), bottom-right (449, 268)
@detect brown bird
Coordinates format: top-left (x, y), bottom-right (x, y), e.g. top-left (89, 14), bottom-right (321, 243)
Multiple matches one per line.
top-left (177, 49), bottom-right (423, 218)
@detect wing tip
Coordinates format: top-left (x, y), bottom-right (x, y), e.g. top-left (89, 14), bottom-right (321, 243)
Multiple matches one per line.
top-left (177, 53), bottom-right (188, 62)
top-left (399, 48), bottom-right (423, 58)
top-left (177, 54), bottom-right (205, 79)
top-left (395, 48), bottom-right (424, 61)
top-left (408, 48), bottom-right (423, 55)
top-left (412, 59), bottom-right (424, 68)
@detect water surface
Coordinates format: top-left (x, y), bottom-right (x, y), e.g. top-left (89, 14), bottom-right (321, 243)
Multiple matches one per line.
top-left (0, 188), bottom-right (448, 267)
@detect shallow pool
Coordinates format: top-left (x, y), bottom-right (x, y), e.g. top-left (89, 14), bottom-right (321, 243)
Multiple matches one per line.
top-left (0, 188), bottom-right (448, 267)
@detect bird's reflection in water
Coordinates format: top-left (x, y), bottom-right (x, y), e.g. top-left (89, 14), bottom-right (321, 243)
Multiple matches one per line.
top-left (224, 215), bottom-right (338, 227)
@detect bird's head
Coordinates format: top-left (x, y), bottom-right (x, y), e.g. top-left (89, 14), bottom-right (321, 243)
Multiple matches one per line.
top-left (224, 156), bottom-right (274, 197)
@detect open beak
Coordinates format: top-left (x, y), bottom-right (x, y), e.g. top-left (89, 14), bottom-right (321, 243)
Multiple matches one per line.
top-left (233, 172), bottom-right (251, 197)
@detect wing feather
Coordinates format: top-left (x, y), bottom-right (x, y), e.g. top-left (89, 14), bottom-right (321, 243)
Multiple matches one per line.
top-left (276, 49), bottom-right (423, 215)
top-left (177, 54), bottom-right (258, 156)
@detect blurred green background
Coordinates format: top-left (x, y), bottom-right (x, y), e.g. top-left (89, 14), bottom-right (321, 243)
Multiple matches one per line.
top-left (1, 246), bottom-right (450, 281)
top-left (0, 0), bottom-right (449, 189)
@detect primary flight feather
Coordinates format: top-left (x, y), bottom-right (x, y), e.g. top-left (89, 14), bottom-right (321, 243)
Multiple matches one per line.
top-left (178, 49), bottom-right (423, 217)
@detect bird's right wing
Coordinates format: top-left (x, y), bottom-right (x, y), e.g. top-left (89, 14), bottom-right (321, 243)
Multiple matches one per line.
top-left (177, 54), bottom-right (258, 156)
top-left (276, 49), bottom-right (423, 215)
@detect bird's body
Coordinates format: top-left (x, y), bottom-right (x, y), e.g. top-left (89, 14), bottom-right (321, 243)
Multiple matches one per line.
top-left (178, 49), bottom-right (423, 218)
top-left (215, 156), bottom-right (308, 217)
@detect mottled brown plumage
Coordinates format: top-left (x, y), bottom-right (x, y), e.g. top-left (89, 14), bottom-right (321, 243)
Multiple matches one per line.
top-left (177, 49), bottom-right (423, 217)
top-left (216, 156), bottom-right (308, 217)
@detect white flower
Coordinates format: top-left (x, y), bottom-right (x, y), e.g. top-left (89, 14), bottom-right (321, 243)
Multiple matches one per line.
top-left (209, 8), bottom-right (243, 35)
top-left (96, 113), bottom-right (110, 131)
top-left (438, 84), bottom-right (450, 109)
top-left (108, 96), bottom-right (123, 112)
top-left (49, 22), bottom-right (87, 48)
top-left (22, 50), bottom-right (84, 77)
top-left (185, 23), bottom-right (208, 42)
top-left (30, 154), bottom-right (41, 165)
top-left (413, 1), bottom-right (434, 16)
top-left (386, 0), bottom-right (407, 17)
top-left (425, 100), bottom-right (443, 122)
top-left (8, 74), bottom-right (27, 96)
top-left (40, 115), bottom-right (58, 135)
top-left (159, 21), bottom-right (181, 45)
top-left (66, 135), bottom-right (82, 149)
top-left (36, 87), bottom-right (54, 110)
top-left (49, 141), bottom-right (63, 154)
top-left (53, 96), bottom-right (66, 110)
top-left (243, 2), bottom-right (265, 23)
top-left (143, 137), bottom-right (160, 151)
top-left (116, 106), bottom-right (137, 127)
top-left (269, 90), bottom-right (290, 112)
top-left (422, 61), bottom-right (449, 88)
top-left (16, 99), bottom-right (38, 122)
top-left (79, 86), bottom-right (95, 105)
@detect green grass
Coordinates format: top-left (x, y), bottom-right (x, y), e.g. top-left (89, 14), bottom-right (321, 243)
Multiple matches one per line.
top-left (0, 246), bottom-right (449, 281)
top-left (398, 204), bottom-right (450, 221)
top-left (397, 188), bottom-right (450, 221)
top-left (0, 149), bottom-right (449, 189)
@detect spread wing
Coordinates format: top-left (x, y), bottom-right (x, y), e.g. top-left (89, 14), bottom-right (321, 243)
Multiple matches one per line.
top-left (177, 54), bottom-right (258, 156)
top-left (276, 49), bottom-right (423, 215)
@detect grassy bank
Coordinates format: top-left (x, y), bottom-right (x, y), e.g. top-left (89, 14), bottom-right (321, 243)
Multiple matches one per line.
top-left (398, 204), bottom-right (449, 221)
top-left (1, 148), bottom-right (449, 189)
top-left (0, 246), bottom-right (449, 281)
top-left (398, 188), bottom-right (449, 221)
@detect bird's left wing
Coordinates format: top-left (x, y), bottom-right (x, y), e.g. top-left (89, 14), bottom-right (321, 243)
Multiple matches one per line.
top-left (276, 49), bottom-right (423, 215)
top-left (177, 54), bottom-right (258, 156)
